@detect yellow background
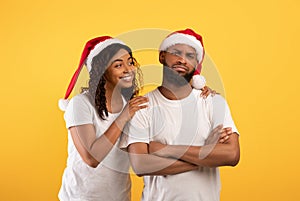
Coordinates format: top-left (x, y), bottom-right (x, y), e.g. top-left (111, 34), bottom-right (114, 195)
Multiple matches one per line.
top-left (1, 0), bottom-right (299, 200)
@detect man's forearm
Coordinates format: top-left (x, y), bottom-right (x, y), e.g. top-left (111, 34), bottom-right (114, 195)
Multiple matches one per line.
top-left (135, 155), bottom-right (197, 176)
top-left (128, 143), bottom-right (197, 176)
top-left (151, 134), bottom-right (240, 167)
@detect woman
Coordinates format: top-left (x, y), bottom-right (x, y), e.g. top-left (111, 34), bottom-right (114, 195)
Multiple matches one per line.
top-left (58, 36), bottom-right (148, 201)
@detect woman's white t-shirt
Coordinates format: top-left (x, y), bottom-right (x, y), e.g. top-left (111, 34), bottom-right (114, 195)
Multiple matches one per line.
top-left (58, 93), bottom-right (131, 201)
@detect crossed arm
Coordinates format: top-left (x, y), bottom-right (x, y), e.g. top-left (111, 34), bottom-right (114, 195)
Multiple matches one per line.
top-left (128, 126), bottom-right (240, 176)
top-left (128, 142), bottom-right (198, 176)
top-left (148, 133), bottom-right (240, 167)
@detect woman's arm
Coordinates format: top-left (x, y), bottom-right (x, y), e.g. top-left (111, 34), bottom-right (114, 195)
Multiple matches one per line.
top-left (70, 96), bottom-right (148, 168)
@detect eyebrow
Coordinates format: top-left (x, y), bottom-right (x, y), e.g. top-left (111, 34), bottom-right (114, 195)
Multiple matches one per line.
top-left (171, 48), bottom-right (181, 52)
top-left (111, 56), bottom-right (133, 64)
top-left (111, 59), bottom-right (123, 64)
top-left (170, 48), bottom-right (196, 55)
top-left (186, 52), bottom-right (196, 56)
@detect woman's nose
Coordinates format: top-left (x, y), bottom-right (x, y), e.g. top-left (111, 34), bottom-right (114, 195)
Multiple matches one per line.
top-left (124, 63), bottom-right (134, 72)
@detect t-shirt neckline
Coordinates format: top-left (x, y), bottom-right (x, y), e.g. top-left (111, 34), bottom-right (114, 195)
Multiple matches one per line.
top-left (154, 87), bottom-right (197, 105)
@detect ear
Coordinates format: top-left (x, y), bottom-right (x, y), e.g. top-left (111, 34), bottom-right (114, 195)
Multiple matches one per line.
top-left (159, 51), bottom-right (166, 64)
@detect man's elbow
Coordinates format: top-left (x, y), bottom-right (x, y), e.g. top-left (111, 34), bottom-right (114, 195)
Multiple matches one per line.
top-left (136, 172), bottom-right (146, 177)
top-left (227, 134), bottom-right (240, 166)
top-left (130, 161), bottom-right (143, 176)
top-left (130, 154), bottom-right (159, 177)
top-left (133, 169), bottom-right (154, 177)
top-left (83, 156), bottom-right (100, 168)
top-left (228, 148), bottom-right (240, 166)
top-left (130, 158), bottom-right (147, 177)
top-left (87, 161), bottom-right (100, 168)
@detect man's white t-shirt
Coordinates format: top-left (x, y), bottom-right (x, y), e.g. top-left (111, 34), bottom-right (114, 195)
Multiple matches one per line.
top-left (59, 93), bottom-right (131, 201)
top-left (121, 88), bottom-right (238, 201)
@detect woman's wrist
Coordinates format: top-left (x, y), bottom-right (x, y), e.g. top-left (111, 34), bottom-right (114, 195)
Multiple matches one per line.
top-left (115, 114), bottom-right (128, 129)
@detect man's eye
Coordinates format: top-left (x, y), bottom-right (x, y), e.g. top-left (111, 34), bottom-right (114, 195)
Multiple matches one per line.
top-left (187, 54), bottom-right (195, 59)
top-left (171, 52), bottom-right (180, 56)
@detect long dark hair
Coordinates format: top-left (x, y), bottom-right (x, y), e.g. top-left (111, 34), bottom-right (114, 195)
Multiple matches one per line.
top-left (83, 43), bottom-right (142, 120)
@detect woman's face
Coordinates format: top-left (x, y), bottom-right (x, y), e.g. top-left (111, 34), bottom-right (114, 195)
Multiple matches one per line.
top-left (104, 49), bottom-right (136, 89)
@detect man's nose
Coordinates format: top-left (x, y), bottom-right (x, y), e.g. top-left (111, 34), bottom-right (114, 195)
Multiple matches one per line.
top-left (176, 55), bottom-right (187, 64)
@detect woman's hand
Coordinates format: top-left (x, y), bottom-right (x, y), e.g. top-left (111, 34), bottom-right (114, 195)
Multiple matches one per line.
top-left (200, 86), bottom-right (217, 98)
top-left (119, 96), bottom-right (148, 122)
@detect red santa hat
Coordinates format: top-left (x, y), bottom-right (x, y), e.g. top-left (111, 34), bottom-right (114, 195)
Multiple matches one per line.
top-left (159, 28), bottom-right (206, 89)
top-left (58, 36), bottom-right (125, 111)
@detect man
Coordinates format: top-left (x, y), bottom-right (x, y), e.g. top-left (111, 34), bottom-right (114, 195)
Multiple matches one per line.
top-left (121, 28), bottom-right (240, 201)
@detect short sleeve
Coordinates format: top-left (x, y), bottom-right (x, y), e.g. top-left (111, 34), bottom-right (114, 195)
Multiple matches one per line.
top-left (119, 107), bottom-right (150, 149)
top-left (64, 95), bottom-right (93, 129)
top-left (211, 95), bottom-right (239, 134)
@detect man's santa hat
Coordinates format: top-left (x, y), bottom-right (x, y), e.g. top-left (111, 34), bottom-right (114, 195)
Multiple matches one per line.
top-left (159, 28), bottom-right (206, 89)
top-left (58, 36), bottom-right (125, 111)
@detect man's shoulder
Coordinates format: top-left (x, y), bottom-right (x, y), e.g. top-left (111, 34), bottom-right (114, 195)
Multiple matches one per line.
top-left (191, 89), bottom-right (225, 101)
top-left (210, 93), bottom-right (225, 102)
top-left (191, 91), bottom-right (228, 111)
top-left (143, 88), bottom-right (159, 97)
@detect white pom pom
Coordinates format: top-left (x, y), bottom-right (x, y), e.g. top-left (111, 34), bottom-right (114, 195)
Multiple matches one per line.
top-left (58, 99), bottom-right (69, 111)
top-left (191, 75), bottom-right (206, 89)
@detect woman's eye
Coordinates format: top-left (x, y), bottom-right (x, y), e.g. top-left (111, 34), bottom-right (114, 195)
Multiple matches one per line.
top-left (115, 63), bottom-right (122, 68)
top-left (128, 59), bottom-right (136, 66)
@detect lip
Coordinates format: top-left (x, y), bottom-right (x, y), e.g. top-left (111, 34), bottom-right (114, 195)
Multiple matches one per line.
top-left (120, 74), bottom-right (134, 82)
top-left (172, 65), bottom-right (188, 73)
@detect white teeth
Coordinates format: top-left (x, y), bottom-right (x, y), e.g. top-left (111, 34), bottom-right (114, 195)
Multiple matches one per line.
top-left (121, 75), bottom-right (132, 81)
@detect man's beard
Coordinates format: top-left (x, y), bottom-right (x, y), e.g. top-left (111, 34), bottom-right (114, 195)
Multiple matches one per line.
top-left (163, 65), bottom-right (195, 87)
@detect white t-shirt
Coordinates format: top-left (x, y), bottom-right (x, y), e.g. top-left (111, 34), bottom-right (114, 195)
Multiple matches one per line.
top-left (121, 88), bottom-right (238, 201)
top-left (59, 93), bottom-right (131, 201)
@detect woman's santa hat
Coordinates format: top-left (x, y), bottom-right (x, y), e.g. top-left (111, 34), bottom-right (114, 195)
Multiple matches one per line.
top-left (159, 28), bottom-right (206, 89)
top-left (58, 36), bottom-right (125, 111)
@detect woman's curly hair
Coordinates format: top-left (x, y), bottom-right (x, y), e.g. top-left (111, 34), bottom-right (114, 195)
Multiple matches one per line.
top-left (83, 43), bottom-right (143, 120)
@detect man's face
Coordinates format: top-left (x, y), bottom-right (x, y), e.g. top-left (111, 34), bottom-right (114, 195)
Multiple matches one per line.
top-left (160, 44), bottom-right (198, 86)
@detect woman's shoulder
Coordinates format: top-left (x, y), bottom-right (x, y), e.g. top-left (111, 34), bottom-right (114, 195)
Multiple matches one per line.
top-left (72, 92), bottom-right (89, 101)
top-left (67, 93), bottom-right (93, 110)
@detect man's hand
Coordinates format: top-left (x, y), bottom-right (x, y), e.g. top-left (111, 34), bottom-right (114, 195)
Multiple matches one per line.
top-left (219, 127), bottom-right (233, 143)
top-left (205, 125), bottom-right (233, 145)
